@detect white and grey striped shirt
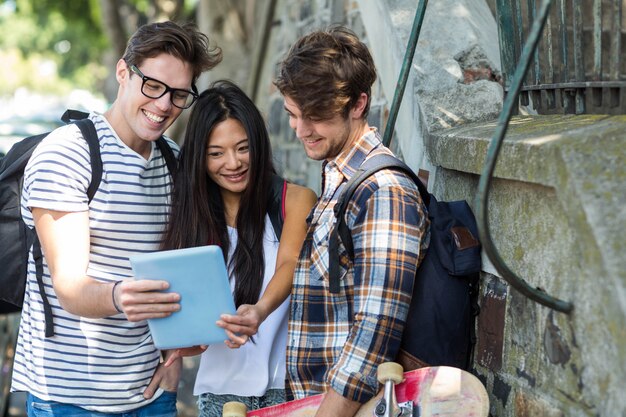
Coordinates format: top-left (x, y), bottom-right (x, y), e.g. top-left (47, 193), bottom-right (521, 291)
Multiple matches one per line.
top-left (11, 113), bottom-right (179, 413)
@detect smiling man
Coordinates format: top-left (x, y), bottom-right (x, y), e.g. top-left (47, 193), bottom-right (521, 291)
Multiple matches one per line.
top-left (11, 21), bottom-right (221, 416)
top-left (275, 26), bottom-right (430, 417)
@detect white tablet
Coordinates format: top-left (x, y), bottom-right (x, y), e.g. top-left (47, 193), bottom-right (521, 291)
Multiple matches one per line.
top-left (129, 245), bottom-right (236, 350)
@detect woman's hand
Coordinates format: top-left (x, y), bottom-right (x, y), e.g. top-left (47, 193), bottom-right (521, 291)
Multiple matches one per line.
top-left (217, 303), bottom-right (268, 348)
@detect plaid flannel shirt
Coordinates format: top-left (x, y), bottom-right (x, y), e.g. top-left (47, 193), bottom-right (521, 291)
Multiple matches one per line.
top-left (286, 129), bottom-right (430, 403)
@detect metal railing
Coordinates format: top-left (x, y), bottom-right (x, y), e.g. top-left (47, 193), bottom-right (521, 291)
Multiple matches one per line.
top-left (380, 0), bottom-right (574, 312)
top-left (496, 0), bottom-right (626, 114)
top-left (478, 0), bottom-right (573, 313)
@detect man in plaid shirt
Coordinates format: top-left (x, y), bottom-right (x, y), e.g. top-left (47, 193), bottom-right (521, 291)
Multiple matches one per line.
top-left (274, 26), bottom-right (430, 417)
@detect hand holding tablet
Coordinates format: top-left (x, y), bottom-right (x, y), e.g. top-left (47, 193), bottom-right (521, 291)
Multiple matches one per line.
top-left (129, 245), bottom-right (236, 350)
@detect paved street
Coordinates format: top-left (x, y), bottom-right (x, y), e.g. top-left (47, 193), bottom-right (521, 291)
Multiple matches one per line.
top-left (176, 355), bottom-right (201, 417)
top-left (6, 391), bottom-right (25, 417)
top-left (7, 355), bottom-right (201, 417)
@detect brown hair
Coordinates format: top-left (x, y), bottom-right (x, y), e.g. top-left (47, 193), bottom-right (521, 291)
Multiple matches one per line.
top-left (123, 21), bottom-right (222, 85)
top-left (274, 25), bottom-right (377, 120)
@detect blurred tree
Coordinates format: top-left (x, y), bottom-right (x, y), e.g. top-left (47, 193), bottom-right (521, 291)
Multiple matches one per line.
top-left (100, 0), bottom-right (187, 58)
top-left (0, 0), bottom-right (192, 100)
top-left (98, 0), bottom-right (189, 100)
top-left (0, 0), bottom-right (107, 91)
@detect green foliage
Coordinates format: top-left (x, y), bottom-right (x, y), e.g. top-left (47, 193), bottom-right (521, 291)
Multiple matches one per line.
top-left (0, 49), bottom-right (70, 95)
top-left (0, 0), bottom-right (197, 98)
top-left (0, 0), bottom-right (107, 95)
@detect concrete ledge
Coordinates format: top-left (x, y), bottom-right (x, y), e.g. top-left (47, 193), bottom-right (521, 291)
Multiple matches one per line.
top-left (428, 114), bottom-right (626, 285)
top-left (427, 114), bottom-right (614, 181)
top-left (429, 115), bottom-right (626, 415)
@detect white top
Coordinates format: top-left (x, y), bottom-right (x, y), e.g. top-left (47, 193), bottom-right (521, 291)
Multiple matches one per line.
top-left (12, 113), bottom-right (178, 413)
top-left (194, 217), bottom-right (289, 396)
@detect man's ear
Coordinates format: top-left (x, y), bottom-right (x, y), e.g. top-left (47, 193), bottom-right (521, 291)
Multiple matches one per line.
top-left (350, 92), bottom-right (369, 119)
top-left (115, 59), bottom-right (130, 85)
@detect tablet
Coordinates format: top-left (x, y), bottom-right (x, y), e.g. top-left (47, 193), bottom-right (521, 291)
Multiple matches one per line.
top-left (129, 245), bottom-right (236, 350)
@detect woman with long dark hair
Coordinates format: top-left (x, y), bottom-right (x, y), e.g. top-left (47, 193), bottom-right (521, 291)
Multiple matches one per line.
top-left (160, 80), bottom-right (316, 416)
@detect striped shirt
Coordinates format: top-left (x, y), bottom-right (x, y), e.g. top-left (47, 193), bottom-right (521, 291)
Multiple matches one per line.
top-left (286, 129), bottom-right (430, 403)
top-left (11, 113), bottom-right (179, 413)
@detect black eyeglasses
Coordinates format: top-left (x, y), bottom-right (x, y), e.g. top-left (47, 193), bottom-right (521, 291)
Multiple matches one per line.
top-left (128, 64), bottom-right (198, 109)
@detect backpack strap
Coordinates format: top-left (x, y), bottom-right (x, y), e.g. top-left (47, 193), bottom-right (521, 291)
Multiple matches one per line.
top-left (32, 237), bottom-right (53, 336)
top-left (267, 174), bottom-right (287, 239)
top-left (155, 137), bottom-right (178, 181)
top-left (76, 119), bottom-right (102, 201)
top-left (61, 109), bottom-right (90, 124)
top-left (328, 154), bottom-right (428, 294)
top-left (37, 113), bottom-right (101, 337)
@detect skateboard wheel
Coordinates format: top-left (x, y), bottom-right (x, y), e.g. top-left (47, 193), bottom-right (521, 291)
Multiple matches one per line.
top-left (223, 401), bottom-right (247, 417)
top-left (377, 362), bottom-right (404, 384)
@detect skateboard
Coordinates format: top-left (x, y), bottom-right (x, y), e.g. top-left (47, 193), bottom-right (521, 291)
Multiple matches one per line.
top-left (222, 362), bottom-right (489, 417)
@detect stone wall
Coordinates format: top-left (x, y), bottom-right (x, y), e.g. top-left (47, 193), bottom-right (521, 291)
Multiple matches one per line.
top-left (431, 115), bottom-right (626, 416)
top-left (198, 0), bottom-right (626, 415)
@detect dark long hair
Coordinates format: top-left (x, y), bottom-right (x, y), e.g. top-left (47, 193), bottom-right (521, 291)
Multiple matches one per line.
top-left (161, 80), bottom-right (276, 308)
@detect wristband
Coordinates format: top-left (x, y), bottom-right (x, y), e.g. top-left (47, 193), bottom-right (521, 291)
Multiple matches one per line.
top-left (112, 280), bottom-right (124, 314)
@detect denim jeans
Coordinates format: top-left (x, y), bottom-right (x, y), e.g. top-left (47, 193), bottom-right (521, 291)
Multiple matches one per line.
top-left (26, 391), bottom-right (177, 417)
top-left (197, 389), bottom-right (285, 417)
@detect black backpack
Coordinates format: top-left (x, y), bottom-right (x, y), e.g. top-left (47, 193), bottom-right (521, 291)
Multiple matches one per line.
top-left (0, 110), bottom-right (177, 337)
top-left (329, 153), bottom-right (481, 370)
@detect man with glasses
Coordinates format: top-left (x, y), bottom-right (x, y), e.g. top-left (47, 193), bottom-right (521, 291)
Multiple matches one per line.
top-left (128, 64), bottom-right (199, 110)
top-left (12, 21), bottom-right (222, 416)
